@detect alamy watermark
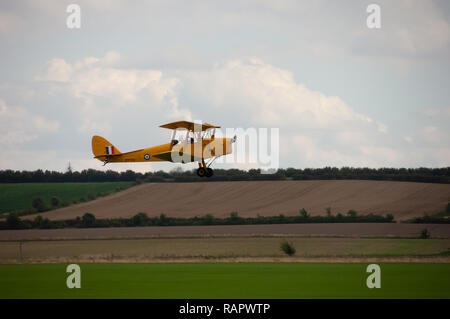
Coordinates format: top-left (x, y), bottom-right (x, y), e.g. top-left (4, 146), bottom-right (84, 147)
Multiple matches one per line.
top-left (168, 122), bottom-right (280, 173)
top-left (66, 4), bottom-right (81, 29)
top-left (66, 264), bottom-right (81, 288)
top-left (366, 4), bottom-right (381, 29)
top-left (366, 264), bottom-right (381, 289)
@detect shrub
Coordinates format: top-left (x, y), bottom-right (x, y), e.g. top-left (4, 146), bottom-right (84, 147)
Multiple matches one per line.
top-left (51, 196), bottom-right (60, 207)
top-left (158, 213), bottom-right (168, 226)
top-left (32, 215), bottom-right (52, 229)
top-left (326, 207), bottom-right (332, 217)
top-left (228, 211), bottom-right (243, 224)
top-left (33, 215), bottom-right (43, 226)
top-left (230, 211), bottom-right (239, 219)
top-left (6, 212), bottom-right (22, 228)
top-left (347, 210), bottom-right (357, 217)
top-left (203, 214), bottom-right (214, 225)
top-left (132, 212), bottom-right (148, 226)
top-left (61, 201), bottom-right (70, 207)
top-left (32, 197), bottom-right (47, 212)
top-left (280, 240), bottom-right (296, 256)
top-left (420, 228), bottom-right (430, 239)
top-left (87, 192), bottom-right (96, 200)
top-left (299, 208), bottom-right (309, 218)
top-left (82, 212), bottom-right (96, 227)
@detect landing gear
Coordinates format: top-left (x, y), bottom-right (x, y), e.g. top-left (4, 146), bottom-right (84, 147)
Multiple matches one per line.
top-left (197, 167), bottom-right (207, 177)
top-left (206, 167), bottom-right (214, 177)
top-left (197, 160), bottom-right (214, 178)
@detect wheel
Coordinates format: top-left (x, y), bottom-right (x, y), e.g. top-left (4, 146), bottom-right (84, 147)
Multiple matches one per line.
top-left (197, 167), bottom-right (207, 177)
top-left (206, 168), bottom-right (214, 177)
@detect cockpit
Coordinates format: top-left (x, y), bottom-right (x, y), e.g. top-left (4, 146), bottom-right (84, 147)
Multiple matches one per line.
top-left (170, 127), bottom-right (216, 146)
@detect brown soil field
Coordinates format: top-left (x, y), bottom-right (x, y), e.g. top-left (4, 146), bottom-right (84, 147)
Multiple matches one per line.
top-left (23, 180), bottom-right (449, 221)
top-left (1, 223), bottom-right (449, 241)
top-left (1, 237), bottom-right (449, 264)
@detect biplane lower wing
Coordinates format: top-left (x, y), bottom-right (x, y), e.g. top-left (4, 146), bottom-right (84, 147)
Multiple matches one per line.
top-left (152, 151), bottom-right (203, 163)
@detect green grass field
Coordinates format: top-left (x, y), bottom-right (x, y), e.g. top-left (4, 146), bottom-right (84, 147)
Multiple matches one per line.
top-left (0, 263), bottom-right (449, 298)
top-left (0, 182), bottom-right (133, 215)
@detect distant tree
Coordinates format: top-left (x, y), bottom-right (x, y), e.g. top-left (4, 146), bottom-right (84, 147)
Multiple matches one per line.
top-left (420, 228), bottom-right (430, 239)
top-left (280, 240), bottom-right (296, 256)
top-left (6, 212), bottom-right (22, 228)
top-left (67, 162), bottom-right (73, 173)
top-left (51, 196), bottom-right (60, 207)
top-left (32, 198), bottom-right (47, 212)
top-left (299, 208), bottom-right (309, 218)
top-left (230, 211), bottom-right (239, 219)
top-left (132, 212), bottom-right (148, 226)
top-left (158, 213), bottom-right (168, 225)
top-left (170, 167), bottom-right (184, 176)
top-left (82, 213), bottom-right (96, 227)
top-left (33, 215), bottom-right (44, 227)
top-left (203, 214), bottom-right (214, 225)
top-left (347, 210), bottom-right (357, 217)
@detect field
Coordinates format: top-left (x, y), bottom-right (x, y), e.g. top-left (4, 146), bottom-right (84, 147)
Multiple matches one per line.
top-left (0, 182), bottom-right (134, 215)
top-left (1, 237), bottom-right (449, 263)
top-left (1, 180), bottom-right (449, 300)
top-left (0, 263), bottom-right (449, 298)
top-left (21, 180), bottom-right (450, 221)
top-left (1, 223), bottom-right (450, 240)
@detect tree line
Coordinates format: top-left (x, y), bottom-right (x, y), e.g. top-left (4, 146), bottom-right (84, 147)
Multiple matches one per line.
top-left (1, 209), bottom-right (395, 230)
top-left (0, 167), bottom-right (449, 183)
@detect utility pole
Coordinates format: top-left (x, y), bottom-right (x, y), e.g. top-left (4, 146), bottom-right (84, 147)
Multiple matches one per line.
top-left (19, 241), bottom-right (23, 262)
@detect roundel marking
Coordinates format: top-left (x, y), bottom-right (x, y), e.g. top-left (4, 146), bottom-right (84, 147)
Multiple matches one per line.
top-left (144, 154), bottom-right (150, 160)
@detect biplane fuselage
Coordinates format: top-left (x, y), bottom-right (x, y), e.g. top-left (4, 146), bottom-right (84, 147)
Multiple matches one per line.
top-left (92, 137), bottom-right (232, 163)
top-left (92, 121), bottom-right (234, 177)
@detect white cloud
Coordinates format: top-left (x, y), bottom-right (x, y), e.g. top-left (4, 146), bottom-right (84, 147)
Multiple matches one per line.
top-left (422, 126), bottom-right (449, 145)
top-left (38, 52), bottom-right (192, 133)
top-left (37, 58), bottom-right (73, 82)
top-left (183, 58), bottom-right (395, 167)
top-left (186, 58), bottom-right (377, 128)
top-left (0, 99), bottom-right (59, 147)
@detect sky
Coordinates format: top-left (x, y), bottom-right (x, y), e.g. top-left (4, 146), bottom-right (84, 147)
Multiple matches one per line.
top-left (0, 0), bottom-right (449, 172)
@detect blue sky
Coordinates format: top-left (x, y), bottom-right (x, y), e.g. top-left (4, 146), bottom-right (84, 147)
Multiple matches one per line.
top-left (0, 0), bottom-right (449, 172)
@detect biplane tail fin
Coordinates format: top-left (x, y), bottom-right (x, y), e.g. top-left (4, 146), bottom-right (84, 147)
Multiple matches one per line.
top-left (92, 135), bottom-right (122, 159)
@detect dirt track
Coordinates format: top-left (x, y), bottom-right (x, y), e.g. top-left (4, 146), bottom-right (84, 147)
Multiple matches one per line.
top-left (23, 180), bottom-right (449, 221)
top-left (1, 223), bottom-right (450, 240)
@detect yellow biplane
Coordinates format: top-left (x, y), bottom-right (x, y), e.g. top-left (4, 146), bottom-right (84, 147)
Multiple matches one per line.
top-left (91, 121), bottom-right (236, 177)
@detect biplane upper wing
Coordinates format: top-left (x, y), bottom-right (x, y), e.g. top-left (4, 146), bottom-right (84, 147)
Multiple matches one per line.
top-left (159, 120), bottom-right (220, 131)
